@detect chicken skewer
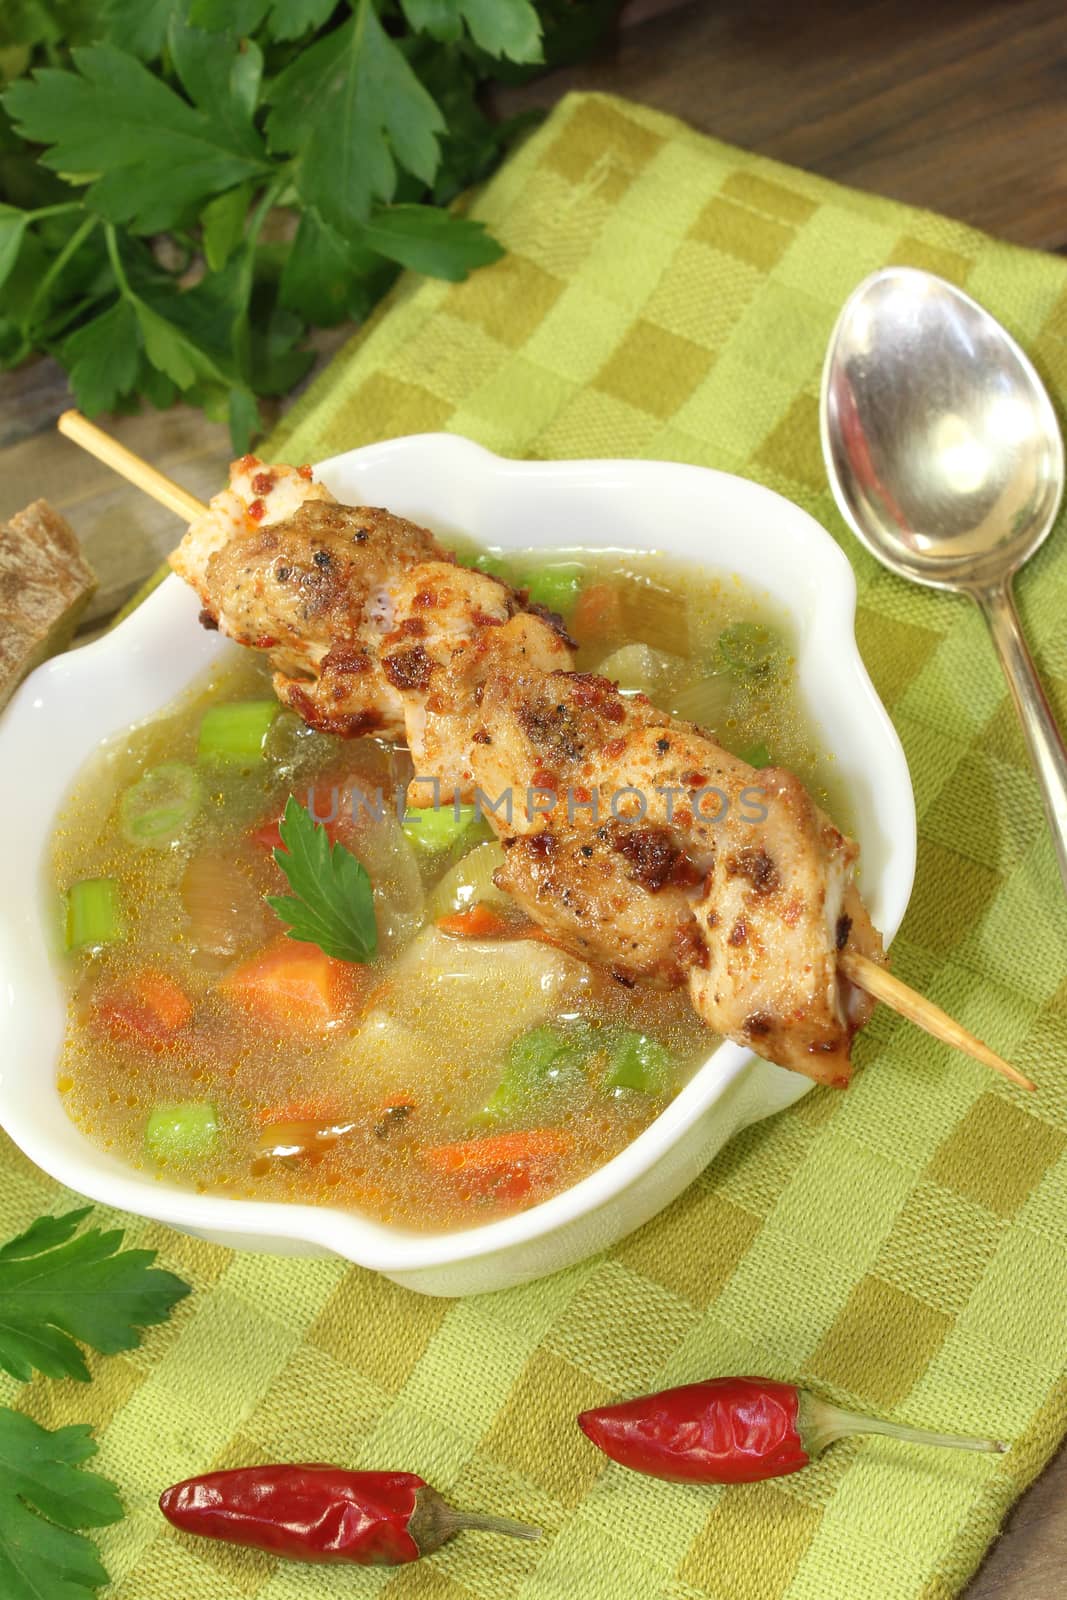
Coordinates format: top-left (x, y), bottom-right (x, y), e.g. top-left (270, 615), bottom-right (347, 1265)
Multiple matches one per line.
top-left (56, 411), bottom-right (1033, 1092)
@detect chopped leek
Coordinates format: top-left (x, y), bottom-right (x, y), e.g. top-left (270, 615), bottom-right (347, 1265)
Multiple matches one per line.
top-left (598, 642), bottom-right (684, 698)
top-left (427, 840), bottom-right (509, 919)
top-left (669, 674), bottom-right (735, 731)
top-left (717, 621), bottom-right (785, 680)
top-left (145, 1102), bottom-right (219, 1163)
top-left (119, 762), bottom-right (202, 847)
top-left (739, 740), bottom-right (772, 769)
top-left (603, 1029), bottom-right (674, 1095)
top-left (65, 878), bottom-right (124, 951)
top-left (198, 701), bottom-right (279, 763)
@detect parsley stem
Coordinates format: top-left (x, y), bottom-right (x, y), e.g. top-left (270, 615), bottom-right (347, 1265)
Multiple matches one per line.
top-left (28, 201), bottom-right (82, 222)
top-left (27, 215), bottom-right (98, 328)
top-left (232, 178), bottom-right (285, 381)
top-left (104, 223), bottom-right (133, 298)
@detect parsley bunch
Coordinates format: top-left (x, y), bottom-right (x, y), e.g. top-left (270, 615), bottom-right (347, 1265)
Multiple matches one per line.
top-left (0, 1), bottom-right (617, 447)
top-left (0, 1205), bottom-right (189, 1598)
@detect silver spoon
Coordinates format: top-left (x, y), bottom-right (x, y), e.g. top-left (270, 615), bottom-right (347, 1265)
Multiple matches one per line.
top-left (821, 266), bottom-right (1067, 897)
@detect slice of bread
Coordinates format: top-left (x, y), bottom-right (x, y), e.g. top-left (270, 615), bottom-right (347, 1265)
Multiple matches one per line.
top-left (0, 499), bottom-right (97, 709)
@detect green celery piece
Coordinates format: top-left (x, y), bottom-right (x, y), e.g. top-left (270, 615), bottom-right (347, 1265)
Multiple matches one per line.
top-left (604, 1029), bottom-right (674, 1095)
top-left (479, 1022), bottom-right (592, 1123)
top-left (65, 879), bottom-right (123, 951)
top-left (516, 561), bottom-right (584, 616)
top-left (403, 802), bottom-right (478, 854)
top-left (453, 544), bottom-right (512, 580)
top-left (145, 1102), bottom-right (219, 1163)
top-left (0, 1408), bottom-right (123, 1600)
top-left (119, 761), bottom-right (202, 847)
top-left (198, 700), bottom-right (279, 763)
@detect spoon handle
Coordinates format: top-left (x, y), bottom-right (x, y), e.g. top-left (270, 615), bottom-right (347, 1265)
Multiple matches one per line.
top-left (975, 580), bottom-right (1067, 899)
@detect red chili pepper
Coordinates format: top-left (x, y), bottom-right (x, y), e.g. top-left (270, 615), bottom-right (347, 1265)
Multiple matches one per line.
top-left (160, 1466), bottom-right (540, 1566)
top-left (578, 1377), bottom-right (1007, 1485)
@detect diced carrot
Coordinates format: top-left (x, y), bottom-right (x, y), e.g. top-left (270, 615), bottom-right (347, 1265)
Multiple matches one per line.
top-left (250, 815), bottom-right (286, 853)
top-left (251, 784), bottom-right (351, 853)
top-left (571, 581), bottom-right (623, 643)
top-left (93, 969), bottom-right (193, 1049)
top-left (422, 1128), bottom-right (574, 1201)
top-left (437, 903), bottom-right (511, 939)
top-left (221, 936), bottom-right (360, 1029)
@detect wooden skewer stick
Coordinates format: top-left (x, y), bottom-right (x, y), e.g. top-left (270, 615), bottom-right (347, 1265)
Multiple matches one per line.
top-left (56, 410), bottom-right (1036, 1093)
top-left (840, 952), bottom-right (1033, 1091)
top-left (58, 409), bottom-right (207, 524)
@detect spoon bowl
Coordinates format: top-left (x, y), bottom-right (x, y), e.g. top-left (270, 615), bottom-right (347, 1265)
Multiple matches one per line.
top-left (821, 266), bottom-right (1067, 895)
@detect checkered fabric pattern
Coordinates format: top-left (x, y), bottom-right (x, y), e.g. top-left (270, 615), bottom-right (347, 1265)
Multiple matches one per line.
top-left (3, 93), bottom-right (1067, 1600)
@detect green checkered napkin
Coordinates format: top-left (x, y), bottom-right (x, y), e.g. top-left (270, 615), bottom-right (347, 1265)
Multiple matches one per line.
top-left (3, 92), bottom-right (1067, 1600)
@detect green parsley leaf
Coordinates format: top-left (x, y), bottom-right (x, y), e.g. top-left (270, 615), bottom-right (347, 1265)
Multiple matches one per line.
top-left (360, 203), bottom-right (505, 280)
top-left (102, 0), bottom-right (182, 60)
top-left (200, 181), bottom-right (251, 272)
top-left (402, 0), bottom-right (544, 62)
top-left (267, 795), bottom-right (378, 964)
top-left (0, 1207), bottom-right (190, 1384)
top-left (0, 1407), bottom-right (122, 1600)
top-left (133, 295), bottom-right (229, 392)
top-left (265, 0), bottom-right (444, 232)
top-left (189, 0), bottom-right (270, 31)
top-left (185, 0), bottom-right (337, 40)
top-left (61, 299), bottom-right (140, 414)
top-left (2, 43), bottom-right (267, 231)
top-left (169, 14), bottom-right (264, 138)
top-left (265, 0), bottom-right (338, 41)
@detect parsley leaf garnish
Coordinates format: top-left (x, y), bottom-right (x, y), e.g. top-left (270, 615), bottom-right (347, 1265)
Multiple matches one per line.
top-left (0, 1207), bottom-right (190, 1383)
top-left (0, 1409), bottom-right (122, 1600)
top-left (267, 795), bottom-right (378, 963)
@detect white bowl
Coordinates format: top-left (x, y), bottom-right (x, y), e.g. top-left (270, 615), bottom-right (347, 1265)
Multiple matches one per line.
top-left (0, 436), bottom-right (915, 1296)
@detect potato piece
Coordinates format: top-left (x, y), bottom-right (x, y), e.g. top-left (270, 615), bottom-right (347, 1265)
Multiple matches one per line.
top-left (0, 500), bottom-right (96, 708)
top-left (337, 928), bottom-right (595, 1116)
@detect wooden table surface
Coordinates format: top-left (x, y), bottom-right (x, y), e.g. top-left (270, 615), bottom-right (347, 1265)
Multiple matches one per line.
top-left (2, 2), bottom-right (1064, 1593)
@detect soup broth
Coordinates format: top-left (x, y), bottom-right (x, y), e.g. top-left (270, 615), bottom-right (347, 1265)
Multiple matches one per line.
top-left (50, 547), bottom-right (842, 1231)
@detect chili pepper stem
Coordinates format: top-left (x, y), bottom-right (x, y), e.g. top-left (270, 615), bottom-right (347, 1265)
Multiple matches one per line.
top-left (798, 1394), bottom-right (1007, 1459)
top-left (440, 1510), bottom-right (542, 1539)
top-left (409, 1487), bottom-right (541, 1555)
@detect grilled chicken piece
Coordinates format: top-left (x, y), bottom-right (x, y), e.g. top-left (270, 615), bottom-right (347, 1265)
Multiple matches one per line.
top-left (172, 456), bottom-right (331, 598)
top-left (171, 458), bottom-right (573, 757)
top-left (472, 669), bottom-right (881, 1084)
top-left (389, 561), bottom-right (574, 804)
top-left (171, 459), bottom-right (886, 1085)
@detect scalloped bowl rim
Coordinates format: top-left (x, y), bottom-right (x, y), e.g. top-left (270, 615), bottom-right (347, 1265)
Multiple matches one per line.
top-left (0, 435), bottom-right (916, 1280)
